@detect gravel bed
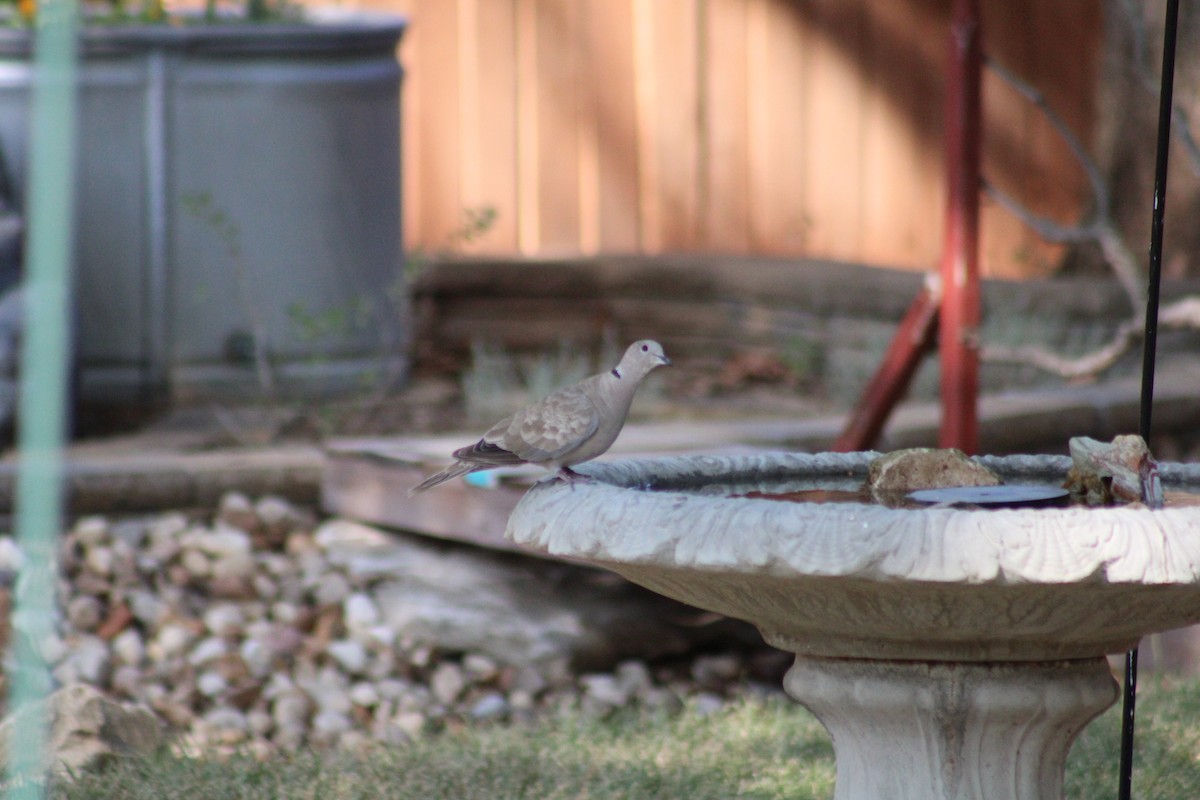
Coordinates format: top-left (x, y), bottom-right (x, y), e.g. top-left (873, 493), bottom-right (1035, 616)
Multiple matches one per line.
top-left (19, 492), bottom-right (787, 757)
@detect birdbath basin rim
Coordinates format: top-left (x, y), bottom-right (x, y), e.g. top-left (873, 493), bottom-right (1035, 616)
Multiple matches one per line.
top-left (506, 451), bottom-right (1200, 661)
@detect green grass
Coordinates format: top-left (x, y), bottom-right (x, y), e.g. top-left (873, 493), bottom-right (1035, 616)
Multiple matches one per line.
top-left (55, 679), bottom-right (1200, 800)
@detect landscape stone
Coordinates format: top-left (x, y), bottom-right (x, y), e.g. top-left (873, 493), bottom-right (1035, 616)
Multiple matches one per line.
top-left (0, 684), bottom-right (160, 778)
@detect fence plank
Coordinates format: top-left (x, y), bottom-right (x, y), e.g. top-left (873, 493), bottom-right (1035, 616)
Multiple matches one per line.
top-left (316, 0), bottom-right (1100, 280)
top-left (747, 0), bottom-right (808, 253)
top-left (702, 0), bottom-right (750, 251)
top-left (533, 0), bottom-right (583, 253)
top-left (410, 0), bottom-right (462, 247)
top-left (799, 0), bottom-right (867, 263)
top-left (647, 0), bottom-right (702, 251)
top-left (860, 0), bottom-right (939, 270)
top-left (583, 0), bottom-right (641, 253)
top-left (470, 0), bottom-right (519, 253)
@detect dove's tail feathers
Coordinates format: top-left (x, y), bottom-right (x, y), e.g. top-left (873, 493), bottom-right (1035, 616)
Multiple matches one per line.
top-left (409, 462), bottom-right (478, 495)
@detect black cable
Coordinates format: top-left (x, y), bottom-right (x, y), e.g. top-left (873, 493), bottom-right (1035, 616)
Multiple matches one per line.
top-left (1120, 2), bottom-right (1180, 799)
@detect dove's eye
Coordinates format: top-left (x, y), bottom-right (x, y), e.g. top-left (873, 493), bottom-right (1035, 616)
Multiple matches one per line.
top-left (641, 345), bottom-right (649, 352)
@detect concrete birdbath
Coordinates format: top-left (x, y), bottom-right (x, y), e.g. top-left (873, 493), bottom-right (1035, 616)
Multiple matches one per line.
top-left (506, 451), bottom-right (1200, 800)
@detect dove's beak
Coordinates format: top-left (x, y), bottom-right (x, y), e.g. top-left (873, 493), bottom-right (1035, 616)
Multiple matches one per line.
top-left (658, 354), bottom-right (673, 367)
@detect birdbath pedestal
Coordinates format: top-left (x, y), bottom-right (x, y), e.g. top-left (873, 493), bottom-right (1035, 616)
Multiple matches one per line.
top-left (506, 452), bottom-right (1200, 800)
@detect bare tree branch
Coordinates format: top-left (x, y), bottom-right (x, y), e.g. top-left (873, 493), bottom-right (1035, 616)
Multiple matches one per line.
top-left (984, 53), bottom-right (1146, 310)
top-left (979, 33), bottom-right (1200, 380)
top-left (981, 324), bottom-right (1140, 379)
top-left (985, 54), bottom-right (1111, 214)
top-left (982, 181), bottom-right (1098, 244)
top-left (980, 298), bottom-right (1200, 379)
top-left (1116, 0), bottom-right (1200, 174)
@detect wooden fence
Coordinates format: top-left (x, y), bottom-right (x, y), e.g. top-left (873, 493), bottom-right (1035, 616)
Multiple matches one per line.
top-left (338, 0), bottom-right (1101, 278)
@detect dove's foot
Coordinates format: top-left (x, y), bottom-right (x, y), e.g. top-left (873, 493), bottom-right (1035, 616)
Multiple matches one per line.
top-left (557, 466), bottom-right (595, 490)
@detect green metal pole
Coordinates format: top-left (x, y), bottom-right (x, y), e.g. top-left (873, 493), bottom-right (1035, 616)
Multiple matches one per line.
top-left (6, 0), bottom-right (78, 795)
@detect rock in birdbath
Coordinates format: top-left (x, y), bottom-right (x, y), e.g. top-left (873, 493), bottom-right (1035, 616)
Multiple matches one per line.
top-left (1065, 434), bottom-right (1163, 507)
top-left (866, 448), bottom-right (1001, 495)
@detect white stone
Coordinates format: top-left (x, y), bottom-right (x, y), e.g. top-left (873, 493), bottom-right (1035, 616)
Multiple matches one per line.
top-left (469, 692), bottom-right (509, 720)
top-left (211, 552), bottom-right (257, 582)
top-left (580, 674), bottom-right (627, 708)
top-left (127, 590), bottom-right (168, 629)
top-left (312, 571), bottom-right (350, 606)
top-left (300, 668), bottom-right (351, 715)
top-left (616, 660), bottom-right (654, 696)
top-left (272, 690), bottom-right (311, 728)
top-left (349, 682), bottom-right (380, 707)
top-left (197, 671), bottom-right (228, 697)
top-left (147, 512), bottom-right (188, 544)
top-left (463, 654), bottom-right (499, 682)
top-left (108, 539), bottom-right (138, 583)
top-left (84, 546), bottom-right (113, 577)
top-left (179, 549), bottom-right (211, 579)
top-left (203, 603), bottom-right (245, 637)
top-left (247, 709), bottom-right (274, 737)
top-left (256, 495), bottom-right (301, 527)
top-left (691, 654), bottom-right (741, 686)
top-left (111, 629), bottom-right (145, 666)
top-left (361, 648), bottom-right (395, 683)
top-left (202, 706), bottom-right (248, 736)
top-left (375, 678), bottom-right (412, 701)
top-left (360, 625), bottom-right (397, 650)
top-left (73, 516), bottom-right (110, 547)
top-left (38, 634), bottom-right (68, 665)
top-left (314, 518), bottom-right (392, 552)
top-left (252, 573), bottom-right (279, 601)
top-left (57, 636), bottom-right (110, 685)
top-left (692, 692), bottom-right (725, 716)
top-left (430, 663), bottom-right (466, 705)
top-left (109, 519), bottom-right (150, 549)
top-left (262, 672), bottom-right (297, 700)
top-left (151, 623), bottom-right (195, 661)
top-left (326, 639), bottom-right (368, 675)
top-left (311, 710), bottom-right (352, 740)
top-left (508, 689), bottom-right (535, 712)
top-left (218, 490), bottom-right (255, 518)
top-left (188, 636), bottom-right (229, 667)
top-left (0, 537), bottom-right (24, 572)
top-left (343, 592), bottom-right (380, 631)
top-left (391, 710), bottom-right (426, 739)
top-left (110, 665), bottom-right (144, 698)
top-left (270, 601), bottom-right (301, 625)
top-left (240, 637), bottom-right (274, 678)
top-left (260, 553), bottom-right (295, 579)
top-left (66, 596), bottom-right (104, 632)
top-left (196, 524), bottom-right (254, 560)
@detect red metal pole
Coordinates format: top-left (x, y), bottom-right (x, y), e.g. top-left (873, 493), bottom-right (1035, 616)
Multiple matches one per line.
top-left (938, 0), bottom-right (982, 453)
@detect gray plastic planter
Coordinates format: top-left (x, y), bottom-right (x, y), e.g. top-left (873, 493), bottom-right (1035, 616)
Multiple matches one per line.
top-left (0, 9), bottom-right (408, 411)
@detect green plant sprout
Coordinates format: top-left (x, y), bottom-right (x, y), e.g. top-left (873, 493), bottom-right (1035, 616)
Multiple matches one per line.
top-left (181, 191), bottom-right (276, 400)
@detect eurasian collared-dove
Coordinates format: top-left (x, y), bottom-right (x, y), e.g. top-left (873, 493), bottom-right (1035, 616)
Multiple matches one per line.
top-left (411, 340), bottom-right (672, 492)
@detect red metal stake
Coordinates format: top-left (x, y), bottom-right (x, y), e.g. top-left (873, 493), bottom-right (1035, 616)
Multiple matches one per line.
top-left (938, 0), bottom-right (983, 453)
top-left (833, 281), bottom-right (940, 452)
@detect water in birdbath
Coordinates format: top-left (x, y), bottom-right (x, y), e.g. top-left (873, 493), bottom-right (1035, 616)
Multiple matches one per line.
top-left (650, 475), bottom-right (1198, 509)
top-left (641, 441), bottom-right (1200, 510)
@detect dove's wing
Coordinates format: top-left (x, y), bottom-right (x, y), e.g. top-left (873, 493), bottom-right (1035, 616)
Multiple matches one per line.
top-left (489, 382), bottom-right (601, 464)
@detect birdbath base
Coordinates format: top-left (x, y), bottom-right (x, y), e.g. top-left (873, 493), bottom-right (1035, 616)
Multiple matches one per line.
top-left (785, 656), bottom-right (1118, 800)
